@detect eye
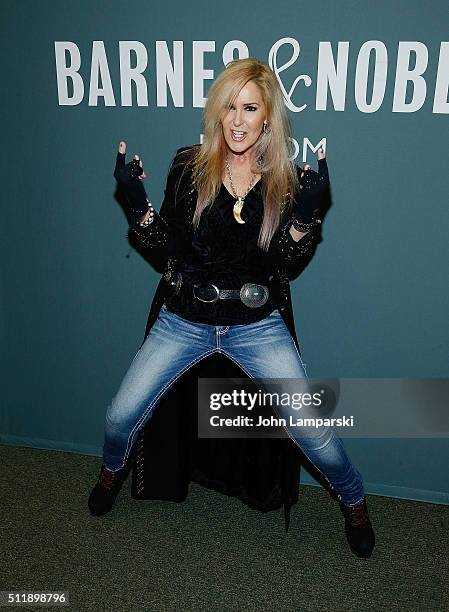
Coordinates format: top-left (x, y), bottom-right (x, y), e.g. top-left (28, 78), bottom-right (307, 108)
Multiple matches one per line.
top-left (227, 105), bottom-right (258, 111)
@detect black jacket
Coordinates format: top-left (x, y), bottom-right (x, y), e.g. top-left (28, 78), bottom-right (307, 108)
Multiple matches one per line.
top-left (123, 145), bottom-right (330, 531)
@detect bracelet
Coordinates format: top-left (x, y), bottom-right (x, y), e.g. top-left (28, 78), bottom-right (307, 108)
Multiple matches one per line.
top-left (138, 200), bottom-right (155, 226)
top-left (292, 217), bottom-right (321, 233)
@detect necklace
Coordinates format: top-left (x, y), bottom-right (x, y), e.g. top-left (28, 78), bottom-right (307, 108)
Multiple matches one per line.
top-left (225, 154), bottom-right (257, 224)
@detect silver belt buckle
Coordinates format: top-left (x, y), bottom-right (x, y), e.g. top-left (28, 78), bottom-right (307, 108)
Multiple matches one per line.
top-left (240, 283), bottom-right (269, 308)
top-left (193, 283), bottom-right (220, 303)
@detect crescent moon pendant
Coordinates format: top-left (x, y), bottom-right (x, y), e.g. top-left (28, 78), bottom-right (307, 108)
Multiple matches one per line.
top-left (233, 197), bottom-right (246, 224)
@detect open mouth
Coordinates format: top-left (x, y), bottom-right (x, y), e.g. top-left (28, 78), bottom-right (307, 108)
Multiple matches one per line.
top-left (230, 130), bottom-right (247, 142)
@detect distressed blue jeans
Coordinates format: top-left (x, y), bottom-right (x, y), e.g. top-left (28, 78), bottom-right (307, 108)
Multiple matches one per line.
top-left (103, 305), bottom-right (365, 506)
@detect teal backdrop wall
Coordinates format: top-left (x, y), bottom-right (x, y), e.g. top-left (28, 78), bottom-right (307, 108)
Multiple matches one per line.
top-left (1, 0), bottom-right (448, 503)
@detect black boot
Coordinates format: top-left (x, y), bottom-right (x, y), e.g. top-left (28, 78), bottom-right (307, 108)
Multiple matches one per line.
top-left (339, 497), bottom-right (375, 558)
top-left (88, 462), bottom-right (131, 516)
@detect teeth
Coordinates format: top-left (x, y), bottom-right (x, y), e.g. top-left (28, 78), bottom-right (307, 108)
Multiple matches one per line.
top-left (231, 130), bottom-right (246, 141)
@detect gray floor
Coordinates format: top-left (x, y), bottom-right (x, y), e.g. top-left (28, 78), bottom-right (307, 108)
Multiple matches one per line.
top-left (1, 445), bottom-right (448, 612)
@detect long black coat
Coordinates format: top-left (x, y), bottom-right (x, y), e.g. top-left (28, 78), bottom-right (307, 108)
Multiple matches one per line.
top-left (121, 145), bottom-right (330, 531)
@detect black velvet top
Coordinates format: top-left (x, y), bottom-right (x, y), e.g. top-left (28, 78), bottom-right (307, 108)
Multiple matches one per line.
top-left (164, 178), bottom-right (279, 325)
top-left (127, 146), bottom-right (329, 327)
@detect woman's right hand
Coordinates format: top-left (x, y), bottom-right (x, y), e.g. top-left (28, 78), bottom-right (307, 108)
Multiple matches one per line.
top-left (114, 141), bottom-right (148, 182)
top-left (113, 141), bottom-right (150, 220)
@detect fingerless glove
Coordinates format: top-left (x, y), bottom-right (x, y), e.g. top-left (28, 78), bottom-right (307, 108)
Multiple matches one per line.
top-left (294, 157), bottom-right (330, 225)
top-left (113, 152), bottom-right (149, 220)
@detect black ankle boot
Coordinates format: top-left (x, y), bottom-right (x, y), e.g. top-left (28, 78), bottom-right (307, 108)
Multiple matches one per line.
top-left (88, 462), bottom-right (131, 516)
top-left (339, 497), bottom-right (375, 558)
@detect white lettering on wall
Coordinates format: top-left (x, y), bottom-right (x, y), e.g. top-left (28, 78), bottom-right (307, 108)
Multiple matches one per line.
top-left (301, 137), bottom-right (327, 162)
top-left (192, 41), bottom-right (215, 107)
top-left (269, 37), bottom-right (311, 113)
top-left (119, 41), bottom-right (148, 107)
top-left (393, 42), bottom-right (428, 112)
top-left (355, 42), bottom-right (388, 113)
top-left (433, 42), bottom-right (449, 113)
top-left (54, 42), bottom-right (84, 105)
top-left (88, 41), bottom-right (115, 106)
top-left (156, 40), bottom-right (183, 107)
top-left (222, 40), bottom-right (249, 64)
top-left (316, 42), bottom-right (349, 112)
top-left (53, 38), bottom-right (449, 113)
top-left (199, 133), bottom-right (325, 162)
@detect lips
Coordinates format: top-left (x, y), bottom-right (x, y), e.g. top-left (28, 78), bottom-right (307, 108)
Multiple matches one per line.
top-left (230, 129), bottom-right (247, 142)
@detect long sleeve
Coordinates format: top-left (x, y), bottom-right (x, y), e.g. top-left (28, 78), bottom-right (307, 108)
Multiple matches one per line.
top-left (127, 148), bottom-right (193, 270)
top-left (268, 158), bottom-right (330, 281)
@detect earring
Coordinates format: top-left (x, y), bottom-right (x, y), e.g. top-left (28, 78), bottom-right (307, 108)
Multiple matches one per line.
top-left (263, 121), bottom-right (270, 134)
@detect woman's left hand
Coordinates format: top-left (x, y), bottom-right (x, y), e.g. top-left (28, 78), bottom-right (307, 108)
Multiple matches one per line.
top-left (300, 146), bottom-right (325, 180)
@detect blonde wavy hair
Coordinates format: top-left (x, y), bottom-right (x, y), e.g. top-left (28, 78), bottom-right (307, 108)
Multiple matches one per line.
top-left (189, 57), bottom-right (299, 252)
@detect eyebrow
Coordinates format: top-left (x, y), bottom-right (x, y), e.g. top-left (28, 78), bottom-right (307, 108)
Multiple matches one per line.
top-left (230, 101), bottom-right (260, 106)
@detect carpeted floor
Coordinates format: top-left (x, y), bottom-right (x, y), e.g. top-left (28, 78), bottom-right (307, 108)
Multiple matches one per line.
top-left (0, 445), bottom-right (448, 612)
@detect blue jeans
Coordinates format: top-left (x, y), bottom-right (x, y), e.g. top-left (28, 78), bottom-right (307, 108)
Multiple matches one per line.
top-left (103, 305), bottom-right (365, 506)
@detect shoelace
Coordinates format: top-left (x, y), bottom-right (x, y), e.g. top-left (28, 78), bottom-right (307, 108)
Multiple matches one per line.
top-left (349, 502), bottom-right (369, 526)
top-left (99, 467), bottom-right (116, 490)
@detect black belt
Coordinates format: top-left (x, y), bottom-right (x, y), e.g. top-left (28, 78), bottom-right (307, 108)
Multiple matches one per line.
top-left (192, 282), bottom-right (269, 308)
top-left (163, 267), bottom-right (270, 308)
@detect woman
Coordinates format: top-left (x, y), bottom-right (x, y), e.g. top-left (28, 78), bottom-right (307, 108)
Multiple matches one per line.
top-left (88, 58), bottom-right (375, 558)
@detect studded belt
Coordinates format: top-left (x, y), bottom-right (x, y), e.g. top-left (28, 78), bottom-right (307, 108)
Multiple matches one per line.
top-left (193, 282), bottom-right (269, 308)
top-left (163, 263), bottom-right (270, 308)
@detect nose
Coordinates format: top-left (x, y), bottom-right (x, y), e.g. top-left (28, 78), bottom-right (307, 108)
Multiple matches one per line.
top-left (232, 108), bottom-right (243, 127)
